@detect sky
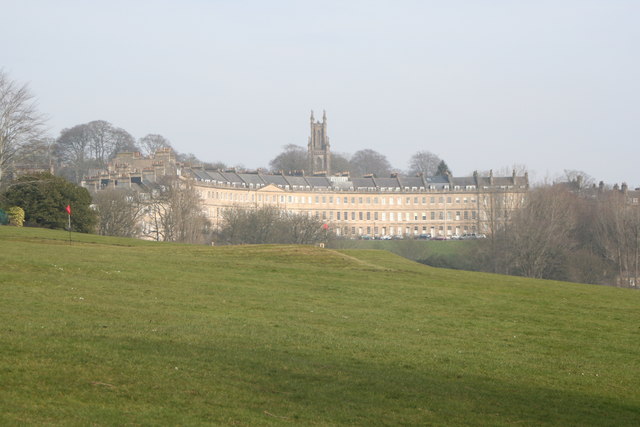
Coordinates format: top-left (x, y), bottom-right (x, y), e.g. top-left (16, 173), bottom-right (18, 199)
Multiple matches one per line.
top-left (2, 0), bottom-right (639, 186)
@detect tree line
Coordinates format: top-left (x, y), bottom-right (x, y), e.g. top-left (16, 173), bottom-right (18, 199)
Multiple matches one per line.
top-left (268, 144), bottom-right (451, 178)
top-left (419, 183), bottom-right (640, 288)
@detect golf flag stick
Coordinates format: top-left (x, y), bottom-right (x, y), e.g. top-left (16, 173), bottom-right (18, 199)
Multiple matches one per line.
top-left (66, 205), bottom-right (72, 244)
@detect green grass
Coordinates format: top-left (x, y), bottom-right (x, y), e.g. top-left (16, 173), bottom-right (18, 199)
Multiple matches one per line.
top-left (1, 227), bottom-right (639, 426)
top-left (329, 238), bottom-right (468, 261)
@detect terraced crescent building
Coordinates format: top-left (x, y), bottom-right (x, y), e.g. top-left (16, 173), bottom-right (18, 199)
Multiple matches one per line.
top-left (83, 112), bottom-right (529, 238)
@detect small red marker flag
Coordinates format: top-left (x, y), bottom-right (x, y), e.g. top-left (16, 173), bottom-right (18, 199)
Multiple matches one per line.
top-left (65, 205), bottom-right (72, 215)
top-left (322, 223), bottom-right (329, 230)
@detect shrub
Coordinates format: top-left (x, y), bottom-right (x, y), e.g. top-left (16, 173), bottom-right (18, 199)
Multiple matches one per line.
top-left (7, 206), bottom-right (25, 227)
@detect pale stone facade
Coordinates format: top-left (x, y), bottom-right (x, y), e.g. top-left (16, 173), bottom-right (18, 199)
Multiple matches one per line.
top-left (189, 169), bottom-right (528, 238)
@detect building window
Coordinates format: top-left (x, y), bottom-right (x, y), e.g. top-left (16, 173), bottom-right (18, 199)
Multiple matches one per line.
top-left (366, 212), bottom-right (371, 220)
top-left (351, 212), bottom-right (356, 220)
top-left (422, 212), bottom-right (427, 220)
top-left (359, 212), bottom-right (363, 220)
top-left (431, 211), bottom-right (435, 220)
top-left (322, 196), bottom-right (326, 203)
top-left (374, 197), bottom-right (379, 204)
top-left (374, 212), bottom-right (379, 220)
top-left (337, 212), bottom-right (341, 220)
top-left (464, 211), bottom-right (469, 220)
top-left (439, 212), bottom-right (444, 220)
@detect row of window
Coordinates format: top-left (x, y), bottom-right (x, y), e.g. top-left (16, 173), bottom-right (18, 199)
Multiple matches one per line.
top-left (318, 210), bottom-right (477, 221)
top-left (203, 190), bottom-right (479, 206)
top-left (209, 207), bottom-right (477, 222)
top-left (337, 224), bottom-right (478, 236)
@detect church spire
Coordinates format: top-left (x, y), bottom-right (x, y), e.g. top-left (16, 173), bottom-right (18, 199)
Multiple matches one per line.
top-left (307, 110), bottom-right (331, 174)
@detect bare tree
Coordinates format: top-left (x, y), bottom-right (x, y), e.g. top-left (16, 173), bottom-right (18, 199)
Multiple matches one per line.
top-left (349, 149), bottom-right (392, 178)
top-left (216, 205), bottom-right (326, 245)
top-left (86, 120), bottom-right (136, 166)
top-left (563, 169), bottom-right (595, 193)
top-left (139, 134), bottom-right (172, 156)
top-left (13, 137), bottom-right (55, 173)
top-left (143, 177), bottom-right (210, 244)
top-left (505, 186), bottom-right (577, 278)
top-left (54, 123), bottom-right (93, 183)
top-left (55, 120), bottom-right (137, 182)
top-left (269, 144), bottom-right (307, 173)
top-left (92, 188), bottom-right (145, 237)
top-left (331, 152), bottom-right (351, 174)
top-left (0, 70), bottom-right (47, 184)
top-left (593, 190), bottom-right (640, 287)
top-left (408, 150), bottom-right (441, 176)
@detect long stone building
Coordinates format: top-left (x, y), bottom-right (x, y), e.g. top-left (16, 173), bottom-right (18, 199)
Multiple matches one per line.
top-left (83, 112), bottom-right (529, 239)
top-left (188, 168), bottom-right (528, 238)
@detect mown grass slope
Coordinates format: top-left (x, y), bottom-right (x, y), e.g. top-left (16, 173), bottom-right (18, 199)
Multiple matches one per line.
top-left (1, 227), bottom-right (638, 426)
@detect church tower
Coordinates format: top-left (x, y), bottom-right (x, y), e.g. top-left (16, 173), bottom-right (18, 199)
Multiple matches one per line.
top-left (308, 110), bottom-right (331, 174)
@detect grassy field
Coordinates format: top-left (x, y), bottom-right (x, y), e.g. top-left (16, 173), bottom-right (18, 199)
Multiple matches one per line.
top-left (328, 238), bottom-right (469, 261)
top-left (1, 227), bottom-right (639, 426)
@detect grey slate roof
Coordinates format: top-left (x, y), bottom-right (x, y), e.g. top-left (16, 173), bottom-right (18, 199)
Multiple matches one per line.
top-left (188, 168), bottom-right (528, 192)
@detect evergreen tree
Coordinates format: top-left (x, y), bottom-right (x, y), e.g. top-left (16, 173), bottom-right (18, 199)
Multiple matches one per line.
top-left (2, 172), bottom-right (96, 232)
top-left (436, 160), bottom-right (451, 176)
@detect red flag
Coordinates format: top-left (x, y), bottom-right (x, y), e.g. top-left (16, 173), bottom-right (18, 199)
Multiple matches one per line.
top-left (65, 205), bottom-right (72, 215)
top-left (322, 223), bottom-right (329, 230)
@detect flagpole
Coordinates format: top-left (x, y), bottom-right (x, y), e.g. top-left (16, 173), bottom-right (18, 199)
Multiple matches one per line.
top-left (66, 205), bottom-right (72, 245)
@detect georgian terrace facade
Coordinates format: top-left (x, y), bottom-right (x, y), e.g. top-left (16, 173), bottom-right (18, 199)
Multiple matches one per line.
top-left (188, 169), bottom-right (529, 238)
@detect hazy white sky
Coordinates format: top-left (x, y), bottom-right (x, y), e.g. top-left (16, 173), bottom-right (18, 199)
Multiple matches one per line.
top-left (2, 0), bottom-right (639, 185)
